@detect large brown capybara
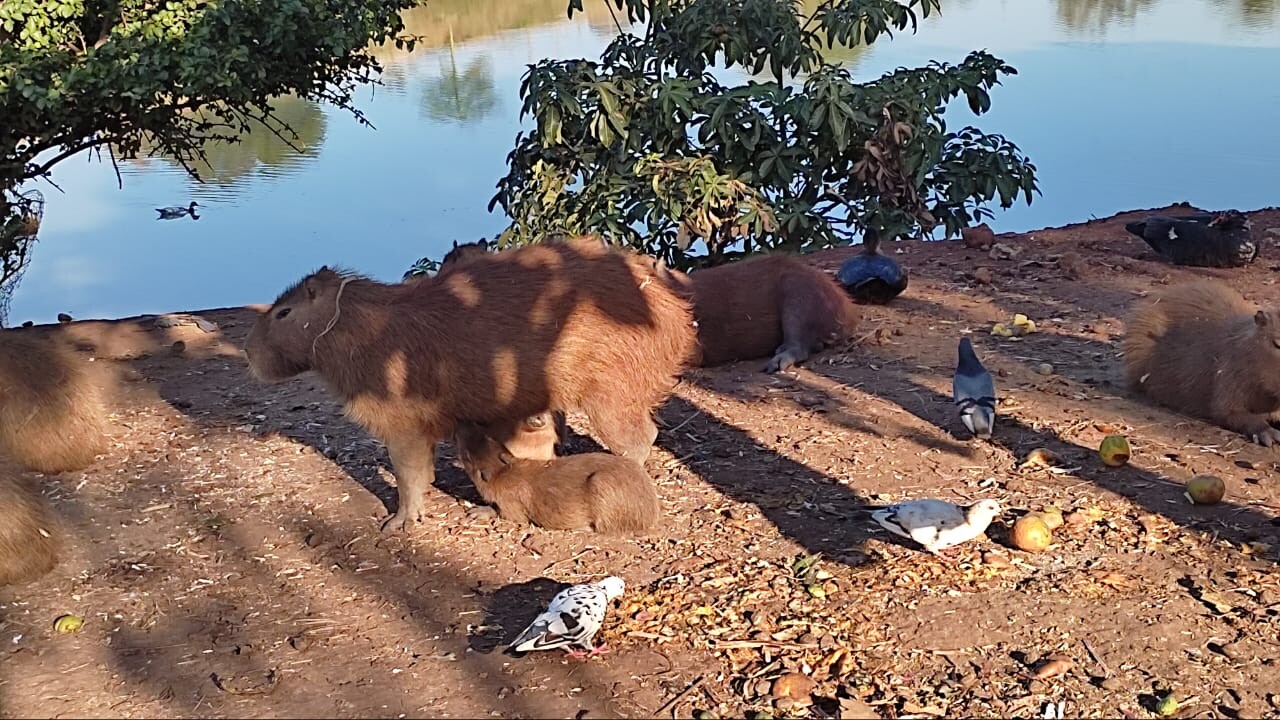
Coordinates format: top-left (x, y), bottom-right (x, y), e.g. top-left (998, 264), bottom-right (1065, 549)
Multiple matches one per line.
top-left (244, 241), bottom-right (696, 533)
top-left (663, 254), bottom-right (859, 373)
top-left (1124, 279), bottom-right (1280, 446)
top-left (0, 472), bottom-right (61, 586)
top-left (453, 422), bottom-right (659, 533)
top-left (0, 331), bottom-right (107, 473)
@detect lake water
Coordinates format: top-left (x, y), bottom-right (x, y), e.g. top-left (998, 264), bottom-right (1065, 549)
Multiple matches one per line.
top-left (9, 0), bottom-right (1280, 325)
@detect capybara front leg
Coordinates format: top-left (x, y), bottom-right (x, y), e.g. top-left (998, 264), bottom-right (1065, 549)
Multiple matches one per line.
top-left (586, 402), bottom-right (657, 464)
top-left (381, 436), bottom-right (438, 533)
top-left (1222, 411), bottom-right (1280, 447)
top-left (766, 289), bottom-right (818, 373)
top-left (765, 342), bottom-right (809, 374)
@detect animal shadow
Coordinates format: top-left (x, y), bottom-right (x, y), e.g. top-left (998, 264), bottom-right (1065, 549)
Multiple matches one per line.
top-left (467, 576), bottom-right (570, 655)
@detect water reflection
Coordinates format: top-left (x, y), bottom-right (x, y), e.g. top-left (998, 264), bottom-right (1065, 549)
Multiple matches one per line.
top-left (7, 0), bottom-right (1280, 325)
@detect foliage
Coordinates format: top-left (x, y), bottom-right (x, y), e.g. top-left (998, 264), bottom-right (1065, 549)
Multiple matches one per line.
top-left (491, 0), bottom-right (1040, 268)
top-left (0, 0), bottom-right (421, 191)
top-left (0, 189), bottom-right (42, 326)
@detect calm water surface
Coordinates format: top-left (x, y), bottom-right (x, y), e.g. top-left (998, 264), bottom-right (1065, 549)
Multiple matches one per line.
top-left (11, 0), bottom-right (1280, 324)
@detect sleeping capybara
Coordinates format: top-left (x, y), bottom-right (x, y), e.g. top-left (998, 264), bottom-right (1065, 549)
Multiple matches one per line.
top-left (0, 472), bottom-right (61, 586)
top-left (244, 240), bottom-right (696, 532)
top-left (453, 421), bottom-right (659, 533)
top-left (660, 254), bottom-right (859, 372)
top-left (1124, 279), bottom-right (1280, 446)
top-left (0, 331), bottom-right (107, 473)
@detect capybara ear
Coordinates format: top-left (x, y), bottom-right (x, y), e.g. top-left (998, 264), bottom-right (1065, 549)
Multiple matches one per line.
top-left (497, 447), bottom-right (516, 466)
top-left (452, 240), bottom-right (460, 249)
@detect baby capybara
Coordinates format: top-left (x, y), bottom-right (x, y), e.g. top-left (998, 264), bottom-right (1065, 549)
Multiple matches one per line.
top-left (244, 240), bottom-right (696, 533)
top-left (0, 473), bottom-right (61, 586)
top-left (453, 422), bottom-right (659, 533)
top-left (662, 254), bottom-right (859, 372)
top-left (0, 331), bottom-right (107, 473)
top-left (1124, 279), bottom-right (1280, 446)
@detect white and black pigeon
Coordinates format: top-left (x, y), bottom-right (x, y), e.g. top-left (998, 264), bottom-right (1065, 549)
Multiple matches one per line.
top-left (870, 498), bottom-right (1002, 556)
top-left (508, 576), bottom-right (625, 658)
top-left (953, 336), bottom-right (996, 440)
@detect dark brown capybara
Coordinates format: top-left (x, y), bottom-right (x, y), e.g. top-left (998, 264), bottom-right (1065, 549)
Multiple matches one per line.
top-left (453, 421), bottom-right (659, 533)
top-left (1124, 279), bottom-right (1280, 446)
top-left (0, 331), bottom-right (107, 473)
top-left (244, 240), bottom-right (696, 533)
top-left (0, 472), bottom-right (61, 586)
top-left (660, 254), bottom-right (859, 373)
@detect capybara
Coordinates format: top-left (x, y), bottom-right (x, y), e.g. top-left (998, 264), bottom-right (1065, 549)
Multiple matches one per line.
top-left (244, 241), bottom-right (696, 533)
top-left (661, 254), bottom-right (859, 372)
top-left (440, 238), bottom-right (493, 270)
top-left (0, 331), bottom-right (107, 473)
top-left (1124, 279), bottom-right (1280, 446)
top-left (0, 472), bottom-right (61, 586)
top-left (480, 411), bottom-right (566, 461)
top-left (453, 421), bottom-right (659, 533)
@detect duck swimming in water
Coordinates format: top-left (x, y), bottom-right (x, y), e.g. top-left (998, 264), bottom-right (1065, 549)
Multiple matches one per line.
top-left (156, 202), bottom-right (199, 220)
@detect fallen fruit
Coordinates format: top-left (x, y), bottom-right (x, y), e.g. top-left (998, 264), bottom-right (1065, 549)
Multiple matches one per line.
top-left (1099, 435), bottom-right (1131, 467)
top-left (771, 672), bottom-right (816, 701)
top-left (1011, 515), bottom-right (1053, 552)
top-left (1156, 693), bottom-right (1179, 717)
top-left (1185, 475), bottom-right (1225, 505)
top-left (1020, 448), bottom-right (1061, 469)
top-left (53, 614), bottom-right (83, 633)
top-left (1038, 507), bottom-right (1064, 531)
top-left (1033, 655), bottom-right (1075, 680)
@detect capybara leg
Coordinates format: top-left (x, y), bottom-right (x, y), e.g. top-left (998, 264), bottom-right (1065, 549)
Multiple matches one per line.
top-left (765, 342), bottom-right (809, 374)
top-left (586, 403), bottom-right (657, 463)
top-left (1219, 410), bottom-right (1280, 447)
top-left (380, 437), bottom-right (438, 533)
top-left (766, 286), bottom-right (819, 373)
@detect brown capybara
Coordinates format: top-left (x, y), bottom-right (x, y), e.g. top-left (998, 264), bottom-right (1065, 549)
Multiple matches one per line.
top-left (660, 254), bottom-right (858, 372)
top-left (440, 238), bottom-right (493, 270)
top-left (453, 421), bottom-right (659, 533)
top-left (1124, 279), bottom-right (1280, 446)
top-left (479, 411), bottom-right (566, 461)
top-left (0, 331), bottom-right (107, 473)
top-left (244, 240), bottom-right (696, 533)
top-left (0, 472), bottom-right (61, 586)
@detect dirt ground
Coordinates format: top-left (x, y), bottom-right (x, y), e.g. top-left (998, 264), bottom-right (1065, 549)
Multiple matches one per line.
top-left (3, 204), bottom-right (1280, 719)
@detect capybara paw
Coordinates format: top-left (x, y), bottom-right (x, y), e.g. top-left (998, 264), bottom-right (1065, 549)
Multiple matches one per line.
top-left (380, 507), bottom-right (424, 533)
top-left (1248, 426), bottom-right (1280, 447)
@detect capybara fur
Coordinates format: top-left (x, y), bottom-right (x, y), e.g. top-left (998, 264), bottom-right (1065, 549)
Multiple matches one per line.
top-left (1124, 279), bottom-right (1280, 446)
top-left (0, 473), bottom-right (61, 586)
top-left (244, 240), bottom-right (696, 532)
top-left (439, 239), bottom-right (493, 270)
top-left (479, 411), bottom-right (567, 461)
top-left (0, 331), bottom-right (107, 473)
top-left (453, 422), bottom-right (659, 533)
top-left (661, 254), bottom-right (859, 372)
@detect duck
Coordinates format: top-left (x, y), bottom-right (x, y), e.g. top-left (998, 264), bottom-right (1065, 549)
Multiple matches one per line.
top-left (836, 227), bottom-right (909, 304)
top-left (156, 201), bottom-right (200, 220)
top-left (1123, 209), bottom-right (1256, 268)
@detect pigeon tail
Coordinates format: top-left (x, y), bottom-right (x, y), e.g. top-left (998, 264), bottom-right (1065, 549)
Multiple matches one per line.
top-left (956, 337), bottom-right (986, 376)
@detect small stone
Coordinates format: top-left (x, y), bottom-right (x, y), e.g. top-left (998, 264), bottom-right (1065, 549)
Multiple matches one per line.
top-left (21, 321), bottom-right (33, 328)
top-left (1058, 251), bottom-right (1084, 280)
top-left (288, 634), bottom-right (312, 652)
top-left (170, 340), bottom-right (187, 356)
top-left (1100, 676), bottom-right (1122, 691)
top-left (990, 242), bottom-right (1022, 261)
top-left (963, 224), bottom-right (996, 249)
top-left (982, 551), bottom-right (1013, 568)
top-left (57, 312), bottom-right (73, 323)
top-left (773, 697), bottom-right (794, 712)
top-left (1035, 363), bottom-right (1054, 375)
top-left (467, 505), bottom-right (498, 521)
top-left (755, 679), bottom-right (773, 698)
top-left (973, 267), bottom-right (995, 284)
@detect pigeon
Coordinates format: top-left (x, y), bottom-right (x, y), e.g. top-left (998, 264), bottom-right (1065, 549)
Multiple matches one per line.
top-left (508, 576), bottom-right (624, 658)
top-left (953, 337), bottom-right (996, 439)
top-left (870, 498), bottom-right (1002, 556)
top-left (1123, 210), bottom-right (1256, 268)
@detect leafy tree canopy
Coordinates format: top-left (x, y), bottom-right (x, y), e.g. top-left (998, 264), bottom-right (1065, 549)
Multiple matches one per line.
top-left (491, 0), bottom-right (1040, 268)
top-left (0, 0), bottom-right (420, 190)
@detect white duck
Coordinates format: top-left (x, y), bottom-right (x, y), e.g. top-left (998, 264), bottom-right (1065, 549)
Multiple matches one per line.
top-left (870, 498), bottom-right (1002, 556)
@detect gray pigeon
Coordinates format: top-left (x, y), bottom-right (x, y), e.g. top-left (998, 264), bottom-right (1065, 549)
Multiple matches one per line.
top-left (508, 576), bottom-right (624, 658)
top-left (953, 336), bottom-right (996, 439)
top-left (870, 498), bottom-right (1002, 556)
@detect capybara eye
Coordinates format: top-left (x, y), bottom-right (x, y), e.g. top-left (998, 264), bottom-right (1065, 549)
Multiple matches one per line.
top-left (275, 307), bottom-right (292, 320)
top-left (1273, 339), bottom-right (1280, 350)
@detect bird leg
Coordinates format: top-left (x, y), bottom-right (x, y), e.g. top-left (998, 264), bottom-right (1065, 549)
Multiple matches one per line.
top-left (563, 648), bottom-right (589, 659)
top-left (563, 643), bottom-right (610, 660)
top-left (585, 643), bottom-right (611, 658)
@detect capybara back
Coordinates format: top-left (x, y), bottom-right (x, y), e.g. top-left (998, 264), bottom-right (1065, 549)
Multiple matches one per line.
top-left (0, 331), bottom-right (107, 473)
top-left (0, 472), bottom-right (61, 586)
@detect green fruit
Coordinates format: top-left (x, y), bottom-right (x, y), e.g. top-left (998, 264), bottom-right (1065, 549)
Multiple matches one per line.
top-left (53, 614), bottom-right (83, 633)
top-left (1185, 475), bottom-right (1225, 505)
top-left (1156, 693), bottom-right (1179, 717)
top-left (1099, 435), bottom-right (1131, 467)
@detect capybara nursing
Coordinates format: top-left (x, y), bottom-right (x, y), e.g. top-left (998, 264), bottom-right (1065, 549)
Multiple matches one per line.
top-left (667, 254), bottom-right (859, 372)
top-left (244, 241), bottom-right (696, 532)
top-left (1124, 279), bottom-right (1280, 446)
top-left (0, 473), bottom-right (61, 586)
top-left (453, 422), bottom-right (659, 533)
top-left (0, 331), bottom-right (107, 473)
top-left (481, 411), bottom-right (567, 461)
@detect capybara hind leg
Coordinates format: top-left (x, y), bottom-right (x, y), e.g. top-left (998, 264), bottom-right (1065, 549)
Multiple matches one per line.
top-left (765, 342), bottom-right (810, 374)
top-left (766, 285), bottom-right (820, 373)
top-left (586, 404), bottom-right (657, 463)
top-left (381, 436), bottom-right (438, 533)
